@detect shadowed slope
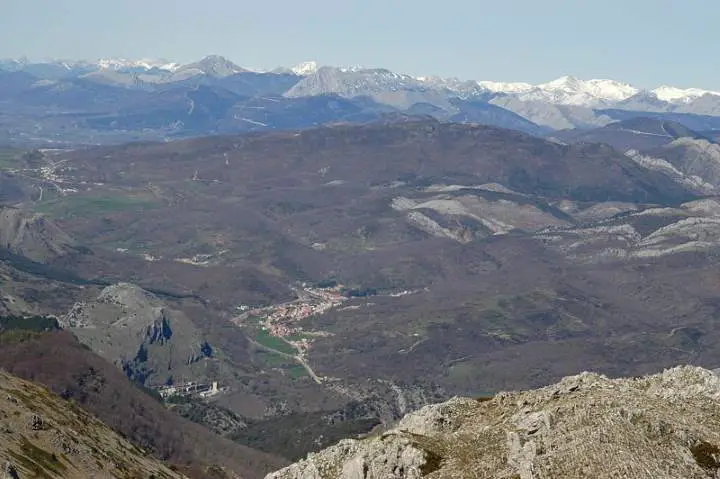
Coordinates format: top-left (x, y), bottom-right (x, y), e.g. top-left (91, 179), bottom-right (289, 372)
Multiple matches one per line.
top-left (0, 330), bottom-right (287, 479)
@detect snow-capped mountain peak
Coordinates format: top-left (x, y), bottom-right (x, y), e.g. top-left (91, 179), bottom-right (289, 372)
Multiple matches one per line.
top-left (582, 79), bottom-right (639, 101)
top-left (337, 65), bottom-right (367, 73)
top-left (540, 75), bottom-right (582, 90)
top-left (476, 80), bottom-right (534, 94)
top-left (487, 75), bottom-right (640, 106)
top-left (538, 76), bottom-right (639, 102)
top-left (3, 54), bottom-right (720, 113)
top-left (414, 76), bottom-right (490, 98)
top-left (95, 58), bottom-right (180, 71)
top-left (652, 85), bottom-right (720, 104)
top-left (291, 61), bottom-right (319, 76)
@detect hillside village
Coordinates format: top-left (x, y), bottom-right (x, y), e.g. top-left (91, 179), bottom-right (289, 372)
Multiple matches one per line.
top-left (233, 283), bottom-right (422, 360)
top-left (232, 284), bottom-right (347, 355)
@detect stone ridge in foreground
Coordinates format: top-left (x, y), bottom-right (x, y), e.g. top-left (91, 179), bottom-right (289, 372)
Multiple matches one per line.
top-left (267, 366), bottom-right (720, 478)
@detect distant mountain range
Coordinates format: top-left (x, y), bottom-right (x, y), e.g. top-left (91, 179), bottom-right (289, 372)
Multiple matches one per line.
top-left (2, 54), bottom-right (720, 145)
top-left (5, 55), bottom-right (718, 106)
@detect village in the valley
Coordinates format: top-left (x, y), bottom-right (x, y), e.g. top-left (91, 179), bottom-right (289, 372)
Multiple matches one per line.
top-left (232, 282), bottom-right (423, 362)
top-left (232, 283), bottom-right (346, 357)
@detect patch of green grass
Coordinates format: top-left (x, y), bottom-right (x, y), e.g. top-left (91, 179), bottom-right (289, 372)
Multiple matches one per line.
top-left (285, 364), bottom-right (309, 379)
top-left (254, 328), bottom-right (297, 355)
top-left (255, 350), bottom-right (288, 367)
top-left (8, 437), bottom-right (68, 477)
top-left (286, 332), bottom-right (311, 342)
top-left (4, 388), bottom-right (44, 410)
top-left (254, 351), bottom-right (308, 378)
top-left (0, 330), bottom-right (44, 345)
top-left (0, 315), bottom-right (60, 332)
top-left (0, 149), bottom-right (22, 170)
top-left (35, 194), bottom-right (159, 218)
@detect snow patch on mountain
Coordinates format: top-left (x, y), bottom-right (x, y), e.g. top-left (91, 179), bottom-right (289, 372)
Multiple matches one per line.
top-left (5, 55), bottom-right (720, 113)
top-left (477, 80), bottom-right (535, 93)
top-left (512, 76), bottom-right (640, 106)
top-left (291, 61), bottom-right (319, 76)
top-left (96, 58), bottom-right (180, 71)
top-left (416, 76), bottom-right (490, 97)
top-left (544, 76), bottom-right (638, 100)
top-left (653, 85), bottom-right (720, 104)
top-left (284, 66), bottom-right (448, 108)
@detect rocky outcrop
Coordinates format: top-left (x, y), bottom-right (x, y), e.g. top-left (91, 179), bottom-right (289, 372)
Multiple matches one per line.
top-left (535, 195), bottom-right (720, 263)
top-left (62, 282), bottom-right (213, 385)
top-left (0, 206), bottom-right (75, 261)
top-left (651, 138), bottom-right (720, 189)
top-left (267, 367), bottom-right (720, 479)
top-left (625, 149), bottom-right (716, 194)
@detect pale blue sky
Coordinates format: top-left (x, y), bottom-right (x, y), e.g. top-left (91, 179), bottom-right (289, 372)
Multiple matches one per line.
top-left (2, 0), bottom-right (717, 89)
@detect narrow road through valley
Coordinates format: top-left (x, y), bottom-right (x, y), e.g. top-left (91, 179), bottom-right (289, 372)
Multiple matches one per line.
top-left (247, 337), bottom-right (322, 384)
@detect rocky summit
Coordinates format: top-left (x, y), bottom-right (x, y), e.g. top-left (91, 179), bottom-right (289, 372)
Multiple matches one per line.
top-left (267, 366), bottom-right (720, 479)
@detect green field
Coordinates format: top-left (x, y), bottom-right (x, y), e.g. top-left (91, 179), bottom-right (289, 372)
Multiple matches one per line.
top-left (255, 350), bottom-right (289, 367)
top-left (35, 194), bottom-right (159, 218)
top-left (0, 150), bottom-right (22, 170)
top-left (286, 364), bottom-right (309, 379)
top-left (254, 351), bottom-right (309, 379)
top-left (285, 332), bottom-right (312, 342)
top-left (254, 328), bottom-right (298, 355)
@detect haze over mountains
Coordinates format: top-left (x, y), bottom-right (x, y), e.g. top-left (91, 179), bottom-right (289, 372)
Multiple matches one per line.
top-left (3, 55), bottom-right (720, 146)
top-left (6, 52), bottom-right (720, 478)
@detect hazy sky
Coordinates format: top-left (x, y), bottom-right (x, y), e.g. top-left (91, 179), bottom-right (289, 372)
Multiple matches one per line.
top-left (2, 0), bottom-right (717, 89)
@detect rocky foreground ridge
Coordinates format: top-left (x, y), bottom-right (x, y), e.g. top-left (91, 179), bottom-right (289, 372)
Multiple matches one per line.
top-left (267, 367), bottom-right (720, 478)
top-left (0, 370), bottom-right (187, 478)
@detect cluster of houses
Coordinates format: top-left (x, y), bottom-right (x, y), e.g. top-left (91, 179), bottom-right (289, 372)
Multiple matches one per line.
top-left (234, 283), bottom-right (426, 357)
top-left (156, 381), bottom-right (227, 400)
top-left (249, 285), bottom-right (347, 338)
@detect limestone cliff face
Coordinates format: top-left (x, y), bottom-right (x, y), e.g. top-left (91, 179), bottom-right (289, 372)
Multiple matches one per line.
top-left (62, 283), bottom-right (212, 385)
top-left (0, 206), bottom-right (75, 262)
top-left (267, 367), bottom-right (720, 479)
